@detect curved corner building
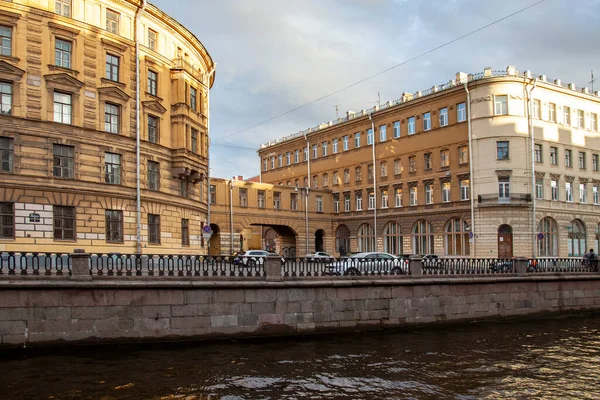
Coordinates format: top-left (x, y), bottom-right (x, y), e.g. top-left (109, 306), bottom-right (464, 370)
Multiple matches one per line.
top-left (0, 0), bottom-right (215, 254)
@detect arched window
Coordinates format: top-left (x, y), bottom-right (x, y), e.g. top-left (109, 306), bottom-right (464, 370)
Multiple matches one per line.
top-left (335, 225), bottom-right (350, 255)
top-left (357, 223), bottom-right (375, 252)
top-left (412, 220), bottom-right (434, 255)
top-left (383, 222), bottom-right (402, 254)
top-left (444, 218), bottom-right (470, 256)
top-left (595, 223), bottom-right (600, 254)
top-left (568, 219), bottom-right (586, 257)
top-left (538, 217), bottom-right (558, 257)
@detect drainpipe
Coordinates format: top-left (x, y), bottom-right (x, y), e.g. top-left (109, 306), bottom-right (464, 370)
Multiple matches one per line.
top-left (305, 187), bottom-right (309, 255)
top-left (526, 77), bottom-right (538, 258)
top-left (302, 133), bottom-right (311, 189)
top-left (368, 113), bottom-right (377, 251)
top-left (229, 178), bottom-right (234, 254)
top-left (302, 133), bottom-right (310, 254)
top-left (205, 66), bottom-right (215, 233)
top-left (135, 0), bottom-right (147, 254)
top-left (463, 82), bottom-right (475, 257)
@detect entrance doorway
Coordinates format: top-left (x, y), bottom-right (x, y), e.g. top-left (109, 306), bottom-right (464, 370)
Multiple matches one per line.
top-left (497, 224), bottom-right (513, 258)
top-left (208, 224), bottom-right (221, 255)
top-left (315, 229), bottom-right (324, 252)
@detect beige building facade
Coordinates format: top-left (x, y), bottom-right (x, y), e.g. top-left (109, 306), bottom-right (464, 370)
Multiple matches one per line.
top-left (0, 0), bottom-right (215, 254)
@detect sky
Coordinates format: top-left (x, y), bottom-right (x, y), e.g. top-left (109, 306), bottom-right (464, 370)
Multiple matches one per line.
top-left (152, 0), bottom-right (600, 180)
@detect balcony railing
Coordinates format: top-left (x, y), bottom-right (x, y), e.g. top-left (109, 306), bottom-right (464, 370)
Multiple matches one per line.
top-left (478, 193), bottom-right (532, 206)
top-left (171, 57), bottom-right (204, 82)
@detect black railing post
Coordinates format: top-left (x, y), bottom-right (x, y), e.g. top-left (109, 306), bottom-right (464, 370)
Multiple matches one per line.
top-left (70, 249), bottom-right (92, 281)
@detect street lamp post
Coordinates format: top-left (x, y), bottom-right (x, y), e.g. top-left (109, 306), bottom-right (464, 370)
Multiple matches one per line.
top-left (295, 186), bottom-right (309, 256)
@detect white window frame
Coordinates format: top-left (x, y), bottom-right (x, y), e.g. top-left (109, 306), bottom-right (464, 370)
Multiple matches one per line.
top-left (356, 194), bottom-right (362, 211)
top-left (344, 194), bottom-right (351, 212)
top-left (441, 182), bottom-right (450, 203)
top-left (425, 184), bottom-right (433, 204)
top-left (457, 102), bottom-right (466, 122)
top-left (343, 136), bottom-right (349, 151)
top-left (379, 125), bottom-right (386, 142)
top-left (294, 149), bottom-right (299, 164)
top-left (439, 107), bottom-right (448, 127)
top-left (354, 132), bottom-right (360, 148)
top-left (423, 112), bottom-right (431, 131)
top-left (410, 187), bottom-right (417, 206)
top-left (408, 117), bottom-right (415, 135)
top-left (494, 95), bottom-right (508, 115)
top-left (367, 128), bottom-right (373, 145)
top-left (566, 182), bottom-right (573, 202)
top-left (332, 138), bottom-right (338, 153)
top-left (395, 189), bottom-right (402, 207)
top-left (381, 191), bottom-right (388, 209)
top-left (368, 192), bottom-right (375, 210)
top-left (393, 121), bottom-right (400, 138)
top-left (316, 196), bottom-right (323, 212)
top-left (536, 178), bottom-right (543, 200)
top-left (580, 183), bottom-right (587, 203)
top-left (460, 179), bottom-right (469, 201)
top-left (551, 180), bottom-right (558, 201)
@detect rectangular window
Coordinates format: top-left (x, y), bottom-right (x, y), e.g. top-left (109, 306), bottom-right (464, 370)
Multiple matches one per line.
top-left (105, 210), bottom-right (123, 243)
top-left (497, 141), bottom-right (509, 160)
top-left (270, 157), bottom-right (275, 169)
top-left (147, 29), bottom-right (157, 51)
top-left (594, 186), bottom-right (599, 205)
top-left (209, 185), bottom-right (216, 205)
top-left (344, 169), bottom-right (350, 184)
top-left (179, 180), bottom-right (188, 197)
top-left (316, 196), bottom-right (323, 212)
top-left (379, 125), bottom-right (386, 142)
top-left (395, 187), bottom-right (403, 207)
top-left (332, 138), bottom-right (338, 153)
top-left (408, 117), bottom-right (415, 135)
top-left (548, 103), bottom-right (556, 122)
top-left (563, 106), bottom-right (571, 125)
top-left (294, 149), bottom-right (299, 163)
top-left (53, 205), bottom-right (75, 240)
top-left (0, 137), bottom-right (13, 172)
top-left (580, 183), bottom-right (587, 203)
top-left (304, 146), bottom-right (308, 161)
top-left (147, 70), bottom-right (158, 96)
top-left (533, 99), bottom-right (540, 119)
top-left (55, 0), bottom-right (71, 17)
top-left (0, 81), bottom-right (11, 115)
top-left (191, 129), bottom-right (198, 154)
top-left (355, 166), bottom-right (362, 182)
top-left (104, 152), bottom-right (121, 184)
top-left (148, 115), bottom-right (159, 144)
top-left (425, 184), bottom-right (433, 204)
top-left (104, 103), bottom-right (119, 134)
top-left (0, 202), bottom-right (14, 239)
top-left (343, 135), bottom-right (349, 151)
top-left (106, 9), bottom-right (120, 34)
top-left (53, 144), bottom-right (74, 178)
top-left (356, 193), bottom-right (362, 211)
top-left (592, 113), bottom-right (598, 132)
top-left (290, 193), bottom-right (297, 210)
top-left (381, 190), bottom-right (389, 208)
top-left (498, 177), bottom-right (510, 203)
top-left (566, 182), bottom-right (573, 202)
top-left (494, 95), bottom-right (508, 115)
top-left (273, 192), bottom-right (281, 209)
top-left (380, 162), bottom-right (387, 178)
top-left (312, 175), bottom-right (318, 188)
top-left (593, 154), bottom-right (599, 171)
top-left (344, 193), bottom-right (351, 212)
top-left (181, 219), bottom-right (189, 246)
top-left (239, 188), bottom-right (248, 207)
top-left (322, 141), bottom-right (328, 156)
top-left (312, 144), bottom-right (318, 159)
top-left (55, 39), bottom-right (72, 69)
top-left (424, 153), bottom-right (432, 170)
top-left (0, 25), bottom-right (12, 56)
top-left (277, 154), bottom-right (282, 168)
top-left (536, 177), bottom-right (543, 200)
top-left (423, 112), bottom-right (431, 131)
top-left (323, 173), bottom-right (329, 187)
top-left (190, 87), bottom-right (197, 111)
top-left (458, 146), bottom-right (468, 165)
top-left (105, 54), bottom-right (119, 81)
top-left (439, 107), bottom-right (448, 127)
top-left (394, 159), bottom-right (402, 175)
top-left (409, 156), bottom-right (416, 173)
top-left (442, 182), bottom-right (451, 203)
top-left (354, 132), bottom-right (361, 148)
top-left (440, 149), bottom-right (450, 167)
top-left (367, 164), bottom-right (373, 180)
top-left (393, 121), bottom-right (400, 138)
top-left (550, 147), bottom-right (558, 165)
top-left (410, 187), bottom-right (417, 206)
top-left (368, 192), bottom-right (375, 210)
top-left (535, 144), bottom-right (542, 163)
top-left (262, 158), bottom-right (267, 171)
top-left (551, 180), bottom-right (558, 201)
top-left (565, 149), bottom-right (572, 168)
top-left (286, 152), bottom-right (291, 165)
top-left (457, 102), bottom-right (466, 122)
top-left (255, 190), bottom-right (264, 208)
top-left (148, 161), bottom-right (159, 191)
top-left (579, 151), bottom-right (586, 170)
top-left (148, 214), bottom-right (160, 244)
top-left (577, 110), bottom-right (585, 129)
top-left (53, 92), bottom-right (72, 124)
top-left (460, 179), bottom-right (469, 201)
top-left (367, 128), bottom-right (373, 145)
top-left (333, 171), bottom-right (339, 186)
top-left (333, 195), bottom-right (339, 213)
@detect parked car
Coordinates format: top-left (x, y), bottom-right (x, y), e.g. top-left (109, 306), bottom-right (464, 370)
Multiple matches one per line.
top-left (305, 251), bottom-right (334, 263)
top-left (331, 252), bottom-right (407, 275)
top-left (235, 250), bottom-right (285, 267)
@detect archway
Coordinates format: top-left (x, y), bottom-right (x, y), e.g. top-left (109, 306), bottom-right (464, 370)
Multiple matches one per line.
top-left (568, 219), bottom-right (586, 256)
top-left (335, 225), bottom-right (350, 255)
top-left (412, 220), bottom-right (433, 255)
top-left (383, 221), bottom-right (402, 255)
top-left (444, 218), bottom-right (470, 256)
top-left (357, 223), bottom-right (375, 252)
top-left (315, 229), bottom-right (325, 252)
top-left (497, 224), bottom-right (513, 258)
top-left (208, 224), bottom-right (221, 255)
top-left (263, 228), bottom-right (278, 253)
top-left (538, 217), bottom-right (558, 257)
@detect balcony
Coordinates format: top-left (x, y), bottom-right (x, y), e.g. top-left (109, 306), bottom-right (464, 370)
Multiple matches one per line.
top-left (477, 193), bottom-right (532, 207)
top-left (171, 148), bottom-right (207, 184)
top-left (171, 57), bottom-right (204, 82)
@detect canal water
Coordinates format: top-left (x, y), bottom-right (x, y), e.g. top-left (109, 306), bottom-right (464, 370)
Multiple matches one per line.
top-left (2, 315), bottom-right (600, 399)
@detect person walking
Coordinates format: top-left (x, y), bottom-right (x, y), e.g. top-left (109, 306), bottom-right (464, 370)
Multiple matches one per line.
top-left (584, 248), bottom-right (597, 269)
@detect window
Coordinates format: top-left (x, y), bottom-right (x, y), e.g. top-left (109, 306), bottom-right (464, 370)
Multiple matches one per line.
top-left (209, 185), bottom-right (216, 205)
top-left (53, 206), bottom-right (75, 240)
top-left (323, 173), bottom-right (329, 187)
top-left (439, 107), bottom-right (448, 127)
top-left (0, 25), bottom-right (11, 56)
top-left (423, 112), bottom-right (431, 131)
top-left (408, 117), bottom-right (415, 135)
top-left (410, 186), bottom-right (417, 206)
top-left (535, 177), bottom-right (543, 199)
top-left (191, 129), bottom-right (198, 154)
top-left (568, 219), bottom-right (586, 257)
top-left (409, 156), bottom-right (416, 173)
top-left (290, 193), bottom-right (297, 210)
top-left (148, 161), bottom-right (159, 190)
top-left (0, 81), bottom-right (11, 116)
top-left (440, 149), bottom-right (449, 167)
top-left (343, 135), bottom-right (349, 151)
top-left (577, 110), bottom-right (585, 129)
top-left (550, 147), bottom-right (558, 165)
top-left (422, 153), bottom-right (431, 170)
top-left (344, 169), bottom-right (350, 184)
top-left (357, 224), bottom-right (375, 252)
top-left (380, 162), bottom-right (387, 177)
top-left (270, 157), bottom-right (275, 169)
top-left (104, 103), bottom-right (119, 134)
top-left (190, 87), bottom-right (197, 111)
top-left (55, 0), bottom-right (71, 17)
top-left (445, 218), bottom-right (470, 256)
top-left (393, 121), bottom-right (400, 138)
top-left (0, 202), bottom-right (14, 239)
top-left (104, 152), bottom-right (121, 184)
top-left (332, 138), bottom-right (338, 154)
top-left (55, 39), bottom-right (72, 69)
top-left (580, 183), bottom-right (587, 203)
top-left (312, 144), bottom-right (318, 159)
top-left (294, 149), bottom-right (299, 163)
top-left (383, 222), bottom-right (402, 254)
top-left (533, 99), bottom-right (540, 119)
top-left (458, 146), bottom-right (468, 165)
top-left (592, 113), bottom-right (598, 132)
top-left (551, 180), bottom-right (558, 201)
top-left (593, 154), bottom-right (599, 171)
top-left (333, 171), bottom-right (339, 185)
top-left (565, 149), bottom-right (572, 168)
top-left (442, 182), bottom-right (451, 203)
top-left (368, 192), bottom-right (375, 210)
top-left (579, 151), bottom-right (587, 170)
top-left (105, 54), bottom-right (119, 81)
top-left (594, 186), bottom-right (599, 205)
top-left (316, 196), bottom-right (323, 212)
top-left (356, 192), bottom-right (362, 211)
top-left (312, 175), bottom-right (318, 188)
top-left (147, 29), bottom-right (157, 51)
top-left (53, 92), bottom-right (72, 124)
top-left (181, 219), bottom-right (189, 246)
top-left (105, 210), bottom-right (123, 243)
top-left (355, 166), bottom-right (362, 182)
top-left (333, 194), bottom-right (339, 213)
top-left (179, 180), bottom-right (188, 198)
top-left (563, 106), bottom-right (571, 125)
top-left (381, 189), bottom-right (388, 208)
top-left (498, 177), bottom-right (510, 203)
top-left (548, 103), bottom-right (556, 122)
top-left (0, 137), bottom-right (13, 172)
top-left (412, 220), bottom-right (434, 255)
top-left (239, 188), bottom-right (248, 207)
top-left (304, 146), bottom-right (308, 161)
top-left (538, 217), bottom-right (558, 257)
top-left (457, 102), bottom-right (466, 122)
top-left (460, 179), bottom-right (469, 201)
top-left (277, 154), bottom-right (282, 168)
top-left (344, 193), bottom-right (351, 212)
top-left (322, 141), bottom-right (328, 156)
top-left (273, 192), bottom-right (281, 209)
top-left (566, 182), bottom-right (573, 202)
top-left (285, 152), bottom-right (291, 165)
top-left (53, 144), bottom-right (74, 178)
top-left (367, 128), bottom-right (373, 145)
top-left (534, 144), bottom-right (542, 163)
top-left (395, 187), bottom-right (403, 207)
top-left (425, 184), bottom-right (433, 204)
top-left (147, 115), bottom-right (159, 143)
top-left (379, 125), bottom-right (386, 142)
top-left (336, 225), bottom-right (350, 255)
top-left (255, 190), bottom-right (265, 208)
top-left (147, 70), bottom-right (157, 96)
top-left (367, 164), bottom-right (373, 180)
top-left (394, 159), bottom-right (402, 175)
top-left (497, 141), bottom-right (509, 160)
top-left (106, 9), bottom-right (120, 34)
top-left (354, 132), bottom-right (361, 148)
top-left (494, 95), bottom-right (508, 115)
top-left (148, 214), bottom-right (161, 244)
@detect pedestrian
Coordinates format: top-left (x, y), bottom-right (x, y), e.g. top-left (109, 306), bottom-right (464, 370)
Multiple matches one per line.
top-left (584, 248), bottom-right (597, 268)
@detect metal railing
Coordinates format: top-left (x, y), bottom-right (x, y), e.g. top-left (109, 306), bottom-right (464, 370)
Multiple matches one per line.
top-left (423, 258), bottom-right (516, 275)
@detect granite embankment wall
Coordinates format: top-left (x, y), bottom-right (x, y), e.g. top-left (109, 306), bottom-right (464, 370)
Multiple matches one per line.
top-left (2, 275), bottom-right (600, 347)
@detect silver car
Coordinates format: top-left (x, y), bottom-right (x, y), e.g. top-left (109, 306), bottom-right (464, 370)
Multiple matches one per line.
top-left (331, 252), bottom-right (407, 276)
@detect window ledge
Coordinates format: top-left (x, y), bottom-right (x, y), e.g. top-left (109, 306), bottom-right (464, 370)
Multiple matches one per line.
top-left (100, 77), bottom-right (126, 88)
top-left (48, 64), bottom-right (79, 76)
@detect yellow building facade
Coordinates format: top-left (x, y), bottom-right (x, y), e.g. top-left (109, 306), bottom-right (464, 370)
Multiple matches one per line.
top-left (0, 0), bottom-right (215, 254)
